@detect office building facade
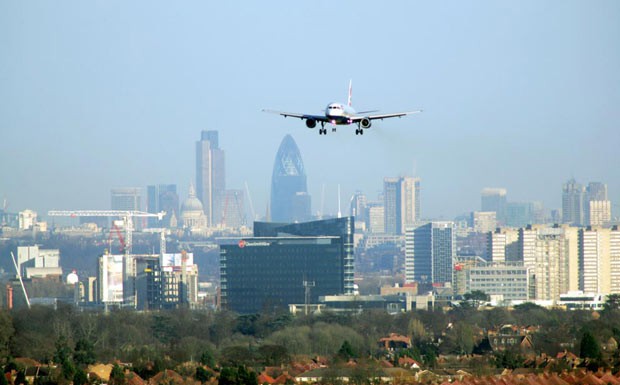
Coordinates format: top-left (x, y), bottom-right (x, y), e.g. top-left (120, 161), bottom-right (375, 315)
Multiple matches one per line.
top-left (147, 184), bottom-right (179, 228)
top-left (562, 179), bottom-right (584, 225)
top-left (383, 176), bottom-right (421, 235)
top-left (405, 221), bottom-right (455, 285)
top-left (220, 217), bottom-right (354, 314)
top-left (481, 188), bottom-right (507, 224)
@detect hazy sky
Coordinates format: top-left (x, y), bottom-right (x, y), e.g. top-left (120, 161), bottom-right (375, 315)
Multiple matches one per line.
top-left (1, 1), bottom-right (619, 221)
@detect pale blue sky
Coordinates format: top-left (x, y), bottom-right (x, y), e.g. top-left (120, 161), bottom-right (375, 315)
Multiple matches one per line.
top-left (1, 1), bottom-right (618, 220)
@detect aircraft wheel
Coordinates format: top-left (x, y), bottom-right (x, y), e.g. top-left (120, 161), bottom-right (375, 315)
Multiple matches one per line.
top-left (360, 129), bottom-right (364, 135)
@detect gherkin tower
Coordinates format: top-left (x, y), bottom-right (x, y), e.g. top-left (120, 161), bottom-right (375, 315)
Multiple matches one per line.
top-left (270, 135), bottom-right (311, 222)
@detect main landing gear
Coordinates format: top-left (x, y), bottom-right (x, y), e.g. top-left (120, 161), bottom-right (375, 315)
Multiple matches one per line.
top-left (319, 128), bottom-right (327, 135)
top-left (355, 128), bottom-right (364, 135)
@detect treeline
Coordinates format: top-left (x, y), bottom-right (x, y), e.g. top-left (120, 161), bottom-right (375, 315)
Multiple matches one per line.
top-left (1, 300), bottom-right (620, 377)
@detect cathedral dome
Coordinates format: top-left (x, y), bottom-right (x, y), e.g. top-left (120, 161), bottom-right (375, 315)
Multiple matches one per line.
top-left (181, 184), bottom-right (204, 213)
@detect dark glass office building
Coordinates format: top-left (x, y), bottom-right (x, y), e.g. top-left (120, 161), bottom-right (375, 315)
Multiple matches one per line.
top-left (270, 135), bottom-right (311, 223)
top-left (220, 217), bottom-right (354, 314)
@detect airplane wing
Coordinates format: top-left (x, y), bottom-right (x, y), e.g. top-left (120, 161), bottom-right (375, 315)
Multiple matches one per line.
top-left (262, 109), bottom-right (329, 122)
top-left (360, 110), bottom-right (423, 121)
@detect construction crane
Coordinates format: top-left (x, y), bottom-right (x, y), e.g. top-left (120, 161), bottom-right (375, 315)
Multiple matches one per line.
top-left (48, 210), bottom-right (165, 255)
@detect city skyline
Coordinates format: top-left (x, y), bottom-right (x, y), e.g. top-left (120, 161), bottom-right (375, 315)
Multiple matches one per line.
top-left (1, 2), bottom-right (618, 220)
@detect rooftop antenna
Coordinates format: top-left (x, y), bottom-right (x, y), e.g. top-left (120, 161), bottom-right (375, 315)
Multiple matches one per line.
top-left (337, 184), bottom-right (342, 218)
top-left (10, 252), bottom-right (30, 309)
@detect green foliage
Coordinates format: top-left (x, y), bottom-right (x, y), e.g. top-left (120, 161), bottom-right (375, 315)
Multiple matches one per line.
top-left (218, 366), bottom-right (257, 385)
top-left (604, 294), bottom-right (620, 312)
top-left (109, 364), bottom-right (125, 385)
top-left (0, 371), bottom-right (7, 385)
top-left (579, 330), bottom-right (602, 360)
top-left (199, 349), bottom-right (216, 368)
top-left (337, 340), bottom-right (356, 361)
top-left (73, 338), bottom-right (96, 367)
top-left (73, 368), bottom-right (88, 385)
top-left (493, 349), bottom-right (524, 369)
top-left (195, 367), bottom-right (214, 383)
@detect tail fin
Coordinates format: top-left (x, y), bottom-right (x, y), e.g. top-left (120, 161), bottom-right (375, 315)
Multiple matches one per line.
top-left (347, 79), bottom-right (352, 107)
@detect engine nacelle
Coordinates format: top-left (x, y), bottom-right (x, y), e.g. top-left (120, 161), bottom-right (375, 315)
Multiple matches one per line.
top-left (360, 117), bottom-right (372, 129)
top-left (306, 119), bottom-right (317, 129)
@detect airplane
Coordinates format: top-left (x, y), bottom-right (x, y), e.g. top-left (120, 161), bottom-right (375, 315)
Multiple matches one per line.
top-left (263, 81), bottom-right (422, 135)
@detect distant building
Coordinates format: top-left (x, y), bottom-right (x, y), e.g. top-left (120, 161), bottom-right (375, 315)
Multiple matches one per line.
top-left (147, 184), bottom-right (179, 228)
top-left (270, 135), bottom-right (311, 223)
top-left (366, 202), bottom-right (385, 234)
top-left (405, 221), bottom-right (455, 285)
top-left (17, 245), bottom-right (62, 279)
top-left (111, 188), bottom-right (141, 211)
top-left (383, 176), bottom-right (420, 235)
top-left (350, 191), bottom-right (368, 226)
top-left (219, 217), bottom-right (354, 314)
top-left (465, 262), bottom-right (531, 303)
top-left (196, 130), bottom-right (226, 227)
top-left (221, 189), bottom-right (245, 229)
top-left (18, 210), bottom-right (38, 230)
top-left (562, 178), bottom-right (584, 226)
top-left (481, 188), bottom-right (507, 224)
top-left (471, 211), bottom-right (497, 233)
top-left (180, 184), bottom-right (208, 232)
top-left (587, 200), bottom-right (611, 227)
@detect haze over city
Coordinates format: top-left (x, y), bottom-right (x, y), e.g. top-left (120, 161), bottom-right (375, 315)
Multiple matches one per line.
top-left (1, 1), bottom-right (618, 220)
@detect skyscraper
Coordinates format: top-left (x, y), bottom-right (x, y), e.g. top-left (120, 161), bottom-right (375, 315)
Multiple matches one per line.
top-left (405, 221), bottom-right (455, 285)
top-left (481, 188), bottom-right (507, 224)
top-left (270, 135), bottom-right (311, 223)
top-left (196, 130), bottom-right (226, 227)
top-left (562, 178), bottom-right (584, 225)
top-left (147, 184), bottom-right (179, 228)
top-left (383, 176), bottom-right (421, 235)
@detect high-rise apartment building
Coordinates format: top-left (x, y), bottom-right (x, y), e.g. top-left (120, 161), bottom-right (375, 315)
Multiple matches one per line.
top-left (481, 188), bottom-right (507, 224)
top-left (562, 179), bottom-right (584, 225)
top-left (383, 176), bottom-right (420, 235)
top-left (196, 130), bottom-right (226, 227)
top-left (472, 211), bottom-right (497, 234)
top-left (585, 182), bottom-right (610, 226)
top-left (405, 221), bottom-right (455, 285)
top-left (270, 135), bottom-right (311, 223)
top-left (366, 203), bottom-right (385, 233)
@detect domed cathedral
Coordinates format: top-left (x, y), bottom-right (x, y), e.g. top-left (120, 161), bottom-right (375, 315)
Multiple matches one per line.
top-left (181, 183), bottom-right (208, 231)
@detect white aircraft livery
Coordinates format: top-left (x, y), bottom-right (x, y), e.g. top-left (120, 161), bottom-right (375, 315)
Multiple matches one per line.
top-left (263, 81), bottom-right (422, 136)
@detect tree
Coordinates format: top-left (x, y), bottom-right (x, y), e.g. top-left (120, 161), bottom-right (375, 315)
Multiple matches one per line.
top-left (463, 290), bottom-right (489, 308)
top-left (73, 369), bottom-right (88, 385)
top-left (14, 371), bottom-right (28, 385)
top-left (195, 367), bottom-right (214, 383)
top-left (199, 349), bottom-right (216, 368)
top-left (579, 330), bottom-right (602, 361)
top-left (109, 364), bottom-right (125, 385)
top-left (603, 294), bottom-right (620, 312)
top-left (73, 338), bottom-right (96, 367)
top-left (337, 340), bottom-right (356, 361)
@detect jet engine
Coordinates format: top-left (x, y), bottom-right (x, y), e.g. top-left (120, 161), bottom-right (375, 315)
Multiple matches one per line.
top-left (306, 119), bottom-right (317, 128)
top-left (360, 117), bottom-right (372, 129)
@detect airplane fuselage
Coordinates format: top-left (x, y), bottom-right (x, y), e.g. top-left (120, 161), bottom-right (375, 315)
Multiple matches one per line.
top-left (325, 102), bottom-right (357, 125)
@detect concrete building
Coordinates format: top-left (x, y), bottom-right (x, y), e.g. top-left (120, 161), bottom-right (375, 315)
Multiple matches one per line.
top-left (472, 211), bottom-right (497, 234)
top-left (405, 221), bottom-right (455, 285)
top-left (366, 203), bottom-right (385, 234)
top-left (579, 226), bottom-right (611, 294)
top-left (587, 200), bottom-right (612, 227)
top-left (465, 262), bottom-right (531, 304)
top-left (481, 188), bottom-right (507, 224)
top-left (196, 130), bottom-right (226, 227)
top-left (16, 245), bottom-right (62, 279)
top-left (383, 176), bottom-right (421, 235)
top-left (487, 228), bottom-right (520, 264)
top-left (562, 178), bottom-right (584, 226)
top-left (18, 210), bottom-right (37, 230)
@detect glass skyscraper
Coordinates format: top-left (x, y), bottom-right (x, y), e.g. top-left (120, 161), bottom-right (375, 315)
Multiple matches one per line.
top-left (270, 135), bottom-right (311, 223)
